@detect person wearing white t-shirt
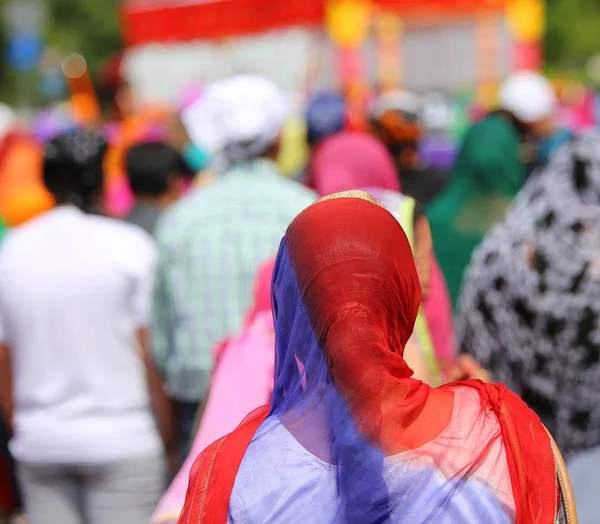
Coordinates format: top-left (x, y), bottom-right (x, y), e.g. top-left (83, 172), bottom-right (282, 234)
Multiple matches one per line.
top-left (0, 130), bottom-right (174, 524)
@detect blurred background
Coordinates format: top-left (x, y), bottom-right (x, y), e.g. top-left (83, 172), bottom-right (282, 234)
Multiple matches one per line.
top-left (0, 0), bottom-right (598, 220)
top-left (0, 0), bottom-right (597, 124)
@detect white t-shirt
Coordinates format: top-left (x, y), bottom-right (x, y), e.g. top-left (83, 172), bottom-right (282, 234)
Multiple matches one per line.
top-left (0, 206), bottom-right (162, 464)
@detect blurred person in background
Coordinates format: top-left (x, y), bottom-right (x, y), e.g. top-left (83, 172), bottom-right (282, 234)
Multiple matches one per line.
top-left (419, 92), bottom-right (458, 172)
top-left (124, 141), bottom-right (192, 235)
top-left (0, 104), bottom-right (53, 228)
top-left (305, 92), bottom-right (346, 149)
top-left (298, 91), bottom-right (345, 185)
top-left (0, 412), bottom-right (20, 524)
top-left (0, 130), bottom-right (174, 524)
top-left (427, 71), bottom-right (558, 309)
top-left (525, 115), bottom-right (573, 176)
top-left (163, 115), bottom-right (213, 186)
top-left (310, 132), bottom-right (457, 378)
top-left (458, 132), bottom-right (600, 469)
top-left (0, 218), bottom-right (21, 524)
top-left (151, 258), bottom-right (277, 524)
top-left (369, 90), bottom-right (449, 206)
top-left (96, 53), bottom-right (169, 218)
top-left (152, 75), bottom-right (316, 464)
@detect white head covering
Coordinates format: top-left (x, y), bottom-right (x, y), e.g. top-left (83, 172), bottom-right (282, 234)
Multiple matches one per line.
top-left (0, 104), bottom-right (17, 142)
top-left (422, 93), bottom-right (453, 131)
top-left (499, 71), bottom-right (557, 124)
top-left (182, 74), bottom-right (287, 162)
top-left (368, 90), bottom-right (421, 120)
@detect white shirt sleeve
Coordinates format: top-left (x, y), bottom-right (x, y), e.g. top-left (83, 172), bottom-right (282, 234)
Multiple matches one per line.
top-left (0, 299), bottom-right (7, 344)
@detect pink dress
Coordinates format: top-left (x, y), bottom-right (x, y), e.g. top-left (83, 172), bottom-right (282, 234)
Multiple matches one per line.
top-left (151, 258), bottom-right (276, 524)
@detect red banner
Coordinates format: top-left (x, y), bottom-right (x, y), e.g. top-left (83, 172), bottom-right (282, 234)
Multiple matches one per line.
top-left (121, 0), bottom-right (324, 45)
top-left (122, 0), bottom-right (507, 46)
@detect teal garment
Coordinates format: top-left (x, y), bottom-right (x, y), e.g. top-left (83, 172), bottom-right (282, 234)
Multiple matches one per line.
top-left (426, 113), bottom-right (526, 310)
top-left (183, 143), bottom-right (211, 173)
top-left (536, 128), bottom-right (572, 166)
top-left (0, 220), bottom-right (5, 244)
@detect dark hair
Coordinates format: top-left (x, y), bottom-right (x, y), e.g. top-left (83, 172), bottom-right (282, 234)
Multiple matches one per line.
top-left (43, 130), bottom-right (107, 212)
top-left (125, 141), bottom-right (187, 197)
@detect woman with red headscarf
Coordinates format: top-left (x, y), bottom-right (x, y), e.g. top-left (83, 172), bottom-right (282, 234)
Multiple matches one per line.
top-left (179, 191), bottom-right (571, 523)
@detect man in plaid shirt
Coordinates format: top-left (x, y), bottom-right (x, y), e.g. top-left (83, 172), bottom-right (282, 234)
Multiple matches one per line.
top-left (152, 76), bottom-right (316, 460)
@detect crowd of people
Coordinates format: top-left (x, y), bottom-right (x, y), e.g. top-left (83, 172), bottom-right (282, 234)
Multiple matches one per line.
top-left (0, 65), bottom-right (593, 524)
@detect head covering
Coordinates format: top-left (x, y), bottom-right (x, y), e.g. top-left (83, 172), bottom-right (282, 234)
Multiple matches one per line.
top-left (182, 74), bottom-right (287, 163)
top-left (0, 185), bottom-right (54, 227)
top-left (180, 192), bottom-right (558, 524)
top-left (499, 71), bottom-right (557, 124)
top-left (310, 132), bottom-right (400, 195)
top-left (32, 109), bottom-right (77, 143)
top-left (369, 90), bottom-right (421, 121)
top-left (459, 131), bottom-right (600, 457)
top-left (427, 110), bottom-right (526, 309)
top-left (0, 104), bottom-right (17, 142)
top-left (369, 90), bottom-right (424, 173)
top-left (43, 129), bottom-right (108, 210)
top-left (421, 92), bottom-right (453, 132)
top-left (305, 92), bottom-right (345, 146)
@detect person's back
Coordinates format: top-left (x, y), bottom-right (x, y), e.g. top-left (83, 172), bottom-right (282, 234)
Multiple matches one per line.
top-left (427, 72), bottom-right (557, 309)
top-left (154, 157), bottom-right (314, 400)
top-left (427, 112), bottom-right (524, 308)
top-left (0, 207), bottom-right (160, 463)
top-left (152, 75), bottom-right (316, 434)
top-left (229, 410), bottom-right (513, 523)
top-left (0, 129), bottom-right (169, 524)
top-left (124, 141), bottom-right (190, 236)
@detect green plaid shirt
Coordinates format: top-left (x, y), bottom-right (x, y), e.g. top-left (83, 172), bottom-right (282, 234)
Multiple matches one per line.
top-left (152, 159), bottom-right (316, 402)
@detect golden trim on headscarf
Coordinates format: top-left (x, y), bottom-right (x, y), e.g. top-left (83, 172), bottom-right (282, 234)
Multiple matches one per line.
top-left (313, 190), bottom-right (384, 208)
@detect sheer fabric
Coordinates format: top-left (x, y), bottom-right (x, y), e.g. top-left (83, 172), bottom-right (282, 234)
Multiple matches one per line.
top-left (179, 194), bottom-right (557, 523)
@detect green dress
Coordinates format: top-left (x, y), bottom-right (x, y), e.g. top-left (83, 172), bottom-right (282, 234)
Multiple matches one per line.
top-left (426, 113), bottom-right (525, 310)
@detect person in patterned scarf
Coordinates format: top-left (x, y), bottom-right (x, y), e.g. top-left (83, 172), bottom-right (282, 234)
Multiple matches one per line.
top-left (459, 131), bottom-right (600, 460)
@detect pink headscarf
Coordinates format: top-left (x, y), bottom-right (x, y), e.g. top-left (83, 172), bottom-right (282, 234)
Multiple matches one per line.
top-left (310, 132), bottom-right (400, 195)
top-left (309, 131), bottom-right (456, 367)
top-left (152, 258), bottom-right (276, 524)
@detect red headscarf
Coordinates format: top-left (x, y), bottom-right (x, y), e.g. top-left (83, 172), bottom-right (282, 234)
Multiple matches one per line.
top-left (180, 195), bottom-right (557, 524)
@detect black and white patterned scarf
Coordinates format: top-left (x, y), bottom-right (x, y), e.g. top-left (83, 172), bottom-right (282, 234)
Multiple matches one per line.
top-left (458, 131), bottom-right (600, 457)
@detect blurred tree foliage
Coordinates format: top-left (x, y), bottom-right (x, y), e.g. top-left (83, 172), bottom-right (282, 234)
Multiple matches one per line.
top-left (43, 0), bottom-right (122, 74)
top-left (31, 0), bottom-right (600, 75)
top-left (0, 0), bottom-right (121, 76)
top-left (545, 0), bottom-right (600, 71)
top-left (41, 0), bottom-right (600, 75)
